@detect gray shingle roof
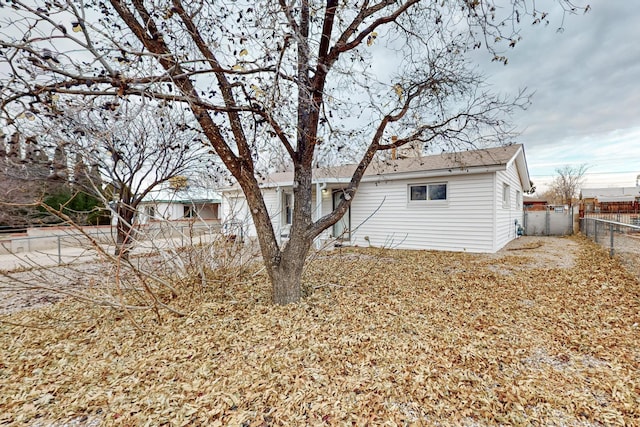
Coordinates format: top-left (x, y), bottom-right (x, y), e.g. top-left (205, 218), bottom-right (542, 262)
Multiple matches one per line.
top-left (259, 144), bottom-right (525, 185)
top-left (581, 187), bottom-right (640, 202)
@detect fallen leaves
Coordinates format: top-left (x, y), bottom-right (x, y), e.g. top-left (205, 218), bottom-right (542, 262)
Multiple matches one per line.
top-left (366, 32), bottom-right (378, 46)
top-left (1, 236), bottom-right (639, 425)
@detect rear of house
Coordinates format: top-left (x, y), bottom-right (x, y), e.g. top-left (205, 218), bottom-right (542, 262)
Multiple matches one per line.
top-left (221, 144), bottom-right (530, 253)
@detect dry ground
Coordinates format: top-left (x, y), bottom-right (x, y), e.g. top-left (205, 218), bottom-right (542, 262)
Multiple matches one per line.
top-left (1, 236), bottom-right (639, 426)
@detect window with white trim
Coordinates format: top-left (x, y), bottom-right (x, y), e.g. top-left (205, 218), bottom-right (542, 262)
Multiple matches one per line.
top-left (502, 183), bottom-right (511, 209)
top-left (283, 192), bottom-right (293, 225)
top-left (516, 190), bottom-right (522, 209)
top-left (409, 183), bottom-right (447, 202)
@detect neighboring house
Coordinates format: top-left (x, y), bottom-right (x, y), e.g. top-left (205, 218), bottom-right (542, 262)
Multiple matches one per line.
top-left (580, 186), bottom-right (640, 214)
top-left (523, 196), bottom-right (548, 211)
top-left (221, 144), bottom-right (531, 253)
top-left (139, 186), bottom-right (221, 224)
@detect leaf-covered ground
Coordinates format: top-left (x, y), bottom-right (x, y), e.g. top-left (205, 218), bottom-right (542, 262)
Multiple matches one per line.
top-left (1, 236), bottom-right (639, 426)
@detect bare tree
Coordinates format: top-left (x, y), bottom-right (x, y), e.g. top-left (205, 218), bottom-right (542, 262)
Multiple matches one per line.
top-left (550, 164), bottom-right (589, 208)
top-left (0, 1), bottom-right (588, 304)
top-left (54, 104), bottom-right (211, 258)
top-left (0, 132), bottom-right (67, 228)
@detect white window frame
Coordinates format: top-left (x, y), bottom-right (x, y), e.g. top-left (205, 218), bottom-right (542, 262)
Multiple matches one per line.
top-left (408, 182), bottom-right (448, 203)
top-left (516, 190), bottom-right (522, 210)
top-left (502, 183), bottom-right (511, 209)
top-left (183, 205), bottom-right (194, 218)
top-left (282, 192), bottom-right (293, 225)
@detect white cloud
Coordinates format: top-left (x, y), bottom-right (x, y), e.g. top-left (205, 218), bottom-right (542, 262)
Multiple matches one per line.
top-left (471, 2), bottom-right (640, 192)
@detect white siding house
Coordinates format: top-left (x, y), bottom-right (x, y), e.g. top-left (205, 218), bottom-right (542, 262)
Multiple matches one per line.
top-left (221, 144), bottom-right (531, 253)
top-left (139, 187), bottom-right (221, 224)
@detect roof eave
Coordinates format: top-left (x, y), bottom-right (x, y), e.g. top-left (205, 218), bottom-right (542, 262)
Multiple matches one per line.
top-left (361, 164), bottom-right (506, 183)
top-left (221, 165), bottom-right (510, 191)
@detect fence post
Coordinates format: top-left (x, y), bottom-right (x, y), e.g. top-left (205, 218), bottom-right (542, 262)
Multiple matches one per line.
top-left (594, 221), bottom-right (598, 243)
top-left (609, 223), bottom-right (614, 257)
top-left (545, 208), bottom-right (550, 236)
top-left (571, 207), bottom-right (575, 235)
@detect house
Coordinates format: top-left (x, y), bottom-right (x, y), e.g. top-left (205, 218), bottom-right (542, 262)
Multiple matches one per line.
top-left (138, 186), bottom-right (221, 224)
top-left (580, 185), bottom-right (640, 214)
top-left (221, 144), bottom-right (531, 253)
top-left (523, 196), bottom-right (548, 211)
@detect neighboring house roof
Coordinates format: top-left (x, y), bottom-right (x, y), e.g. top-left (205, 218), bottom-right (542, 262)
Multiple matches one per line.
top-left (226, 144), bottom-right (531, 192)
top-left (523, 196), bottom-right (547, 204)
top-left (580, 187), bottom-right (640, 203)
top-left (141, 187), bottom-right (221, 204)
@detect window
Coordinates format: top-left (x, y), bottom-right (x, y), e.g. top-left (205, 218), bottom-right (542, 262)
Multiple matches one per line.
top-left (409, 183), bottom-right (447, 201)
top-left (502, 183), bottom-right (511, 209)
top-left (283, 192), bottom-right (293, 225)
top-left (146, 206), bottom-right (155, 219)
top-left (183, 205), bottom-right (194, 218)
top-left (516, 190), bottom-right (522, 209)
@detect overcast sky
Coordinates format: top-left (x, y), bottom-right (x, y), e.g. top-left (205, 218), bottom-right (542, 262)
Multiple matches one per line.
top-left (1, 2), bottom-right (637, 194)
top-left (472, 1), bottom-right (640, 193)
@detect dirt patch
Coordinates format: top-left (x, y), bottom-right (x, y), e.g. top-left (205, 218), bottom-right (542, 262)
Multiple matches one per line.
top-left (492, 236), bottom-right (579, 269)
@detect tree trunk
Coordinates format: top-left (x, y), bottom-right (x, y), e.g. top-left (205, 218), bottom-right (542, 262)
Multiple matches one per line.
top-left (267, 233), bottom-right (312, 305)
top-left (115, 204), bottom-right (135, 259)
top-left (269, 255), bottom-right (304, 305)
top-left (249, 203), bottom-right (313, 305)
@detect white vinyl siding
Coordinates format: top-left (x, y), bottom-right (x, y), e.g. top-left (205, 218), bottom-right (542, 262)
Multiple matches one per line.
top-left (221, 188), bottom-right (280, 239)
top-left (263, 189), bottom-right (281, 238)
top-left (348, 173), bottom-right (495, 252)
top-left (221, 146), bottom-right (528, 252)
top-left (152, 202), bottom-right (175, 220)
top-left (221, 193), bottom-right (254, 238)
top-left (495, 160), bottom-right (525, 250)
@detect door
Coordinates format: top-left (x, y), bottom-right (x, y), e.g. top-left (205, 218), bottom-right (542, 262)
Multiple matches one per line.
top-left (332, 190), bottom-right (351, 240)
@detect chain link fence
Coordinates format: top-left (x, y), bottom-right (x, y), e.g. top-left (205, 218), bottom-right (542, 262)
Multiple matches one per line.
top-left (0, 222), bottom-right (222, 270)
top-left (580, 218), bottom-right (640, 280)
top-left (524, 206), bottom-right (575, 236)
